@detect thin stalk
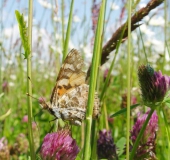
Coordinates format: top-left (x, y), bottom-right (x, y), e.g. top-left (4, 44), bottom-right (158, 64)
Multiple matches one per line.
top-left (126, 0), bottom-right (132, 159)
top-left (0, 0), bottom-right (2, 94)
top-left (62, 0), bottom-right (74, 62)
top-left (166, 41), bottom-right (170, 58)
top-left (83, 1), bottom-right (106, 159)
top-left (27, 0), bottom-right (35, 159)
top-left (91, 15), bottom-right (106, 158)
top-left (100, 52), bottom-right (116, 101)
top-left (130, 108), bottom-right (154, 160)
top-left (162, 108), bottom-right (170, 159)
top-left (139, 27), bottom-right (148, 64)
top-left (100, 18), bottom-right (127, 102)
top-left (61, 0), bottom-right (65, 50)
top-left (163, 0), bottom-right (167, 72)
top-left (91, 120), bottom-right (98, 160)
top-left (104, 102), bottom-right (109, 130)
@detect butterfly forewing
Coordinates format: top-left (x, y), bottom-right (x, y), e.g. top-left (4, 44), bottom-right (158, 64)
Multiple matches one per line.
top-left (43, 49), bottom-right (100, 126)
top-left (50, 49), bottom-right (86, 105)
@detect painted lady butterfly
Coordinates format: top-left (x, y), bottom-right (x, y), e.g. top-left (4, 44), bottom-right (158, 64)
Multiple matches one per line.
top-left (40, 49), bottom-right (100, 126)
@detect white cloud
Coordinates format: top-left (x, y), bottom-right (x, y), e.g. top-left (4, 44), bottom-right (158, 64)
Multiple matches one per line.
top-left (38, 0), bottom-right (53, 9)
top-left (140, 24), bottom-right (155, 37)
top-left (53, 16), bottom-right (61, 23)
top-left (149, 16), bottom-right (165, 26)
top-left (111, 3), bottom-right (119, 10)
top-left (73, 15), bottom-right (81, 23)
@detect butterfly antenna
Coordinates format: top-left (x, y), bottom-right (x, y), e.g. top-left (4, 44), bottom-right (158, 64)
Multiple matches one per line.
top-left (27, 77), bottom-right (45, 102)
top-left (26, 93), bottom-right (39, 101)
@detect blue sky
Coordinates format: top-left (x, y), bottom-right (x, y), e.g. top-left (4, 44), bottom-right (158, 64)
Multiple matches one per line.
top-left (1, 0), bottom-right (124, 59)
top-left (0, 0), bottom-right (166, 66)
top-left (1, 0), bottom-right (121, 37)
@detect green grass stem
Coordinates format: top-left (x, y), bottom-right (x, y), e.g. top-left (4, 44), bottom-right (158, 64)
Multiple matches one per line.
top-left (139, 27), bottom-right (148, 64)
top-left (27, 0), bottom-right (35, 159)
top-left (62, 0), bottom-right (74, 62)
top-left (83, 1), bottom-right (106, 159)
top-left (126, 0), bottom-right (132, 159)
top-left (162, 108), bottom-right (170, 159)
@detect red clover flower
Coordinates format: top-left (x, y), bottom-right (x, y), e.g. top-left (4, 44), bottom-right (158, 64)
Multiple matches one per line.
top-left (131, 109), bottom-right (158, 159)
top-left (138, 65), bottom-right (170, 107)
top-left (40, 130), bottom-right (79, 160)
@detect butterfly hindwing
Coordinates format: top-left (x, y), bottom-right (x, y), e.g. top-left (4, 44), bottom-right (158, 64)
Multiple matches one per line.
top-left (40, 48), bottom-right (100, 126)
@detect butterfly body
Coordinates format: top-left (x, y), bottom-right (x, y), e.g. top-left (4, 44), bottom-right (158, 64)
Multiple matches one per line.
top-left (40, 49), bottom-right (100, 126)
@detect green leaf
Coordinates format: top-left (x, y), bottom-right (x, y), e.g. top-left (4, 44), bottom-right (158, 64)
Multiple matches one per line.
top-left (164, 97), bottom-right (170, 104)
top-left (116, 137), bottom-right (126, 156)
top-left (0, 93), bottom-right (4, 98)
top-left (15, 10), bottom-right (30, 59)
top-left (75, 156), bottom-right (82, 160)
top-left (0, 109), bottom-right (11, 121)
top-left (165, 102), bottom-right (170, 109)
top-left (164, 90), bottom-right (170, 99)
top-left (110, 103), bottom-right (140, 117)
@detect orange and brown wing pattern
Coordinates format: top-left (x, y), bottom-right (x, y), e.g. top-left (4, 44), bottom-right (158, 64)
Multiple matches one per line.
top-left (50, 49), bottom-right (86, 105)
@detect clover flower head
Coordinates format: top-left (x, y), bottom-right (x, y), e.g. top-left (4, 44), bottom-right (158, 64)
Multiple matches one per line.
top-left (97, 129), bottom-right (117, 160)
top-left (131, 109), bottom-right (158, 159)
top-left (40, 130), bottom-right (79, 160)
top-left (138, 65), bottom-right (170, 106)
top-left (12, 133), bottom-right (29, 155)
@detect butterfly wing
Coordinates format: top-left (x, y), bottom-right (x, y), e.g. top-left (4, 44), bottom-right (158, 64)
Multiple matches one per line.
top-left (52, 84), bottom-right (88, 125)
top-left (50, 49), bottom-right (86, 106)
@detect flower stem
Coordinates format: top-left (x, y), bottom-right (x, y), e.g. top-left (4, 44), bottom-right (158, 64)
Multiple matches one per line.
top-left (130, 108), bottom-right (154, 160)
top-left (126, 0), bottom-right (132, 159)
top-left (27, 0), bottom-right (35, 159)
top-left (163, 0), bottom-right (167, 72)
top-left (162, 108), bottom-right (170, 159)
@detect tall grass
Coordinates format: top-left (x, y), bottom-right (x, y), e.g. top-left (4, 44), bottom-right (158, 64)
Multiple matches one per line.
top-left (1, 0), bottom-right (169, 159)
top-left (126, 0), bottom-right (132, 159)
top-left (83, 1), bottom-right (106, 159)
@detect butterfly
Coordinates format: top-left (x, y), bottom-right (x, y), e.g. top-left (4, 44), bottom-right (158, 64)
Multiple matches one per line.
top-left (39, 49), bottom-right (100, 126)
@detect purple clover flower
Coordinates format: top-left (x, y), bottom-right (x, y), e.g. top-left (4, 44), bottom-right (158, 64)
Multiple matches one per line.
top-left (40, 130), bottom-right (79, 160)
top-left (2, 80), bottom-right (9, 93)
top-left (131, 109), bottom-right (158, 159)
top-left (97, 129), bottom-right (118, 160)
top-left (138, 65), bottom-right (170, 106)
